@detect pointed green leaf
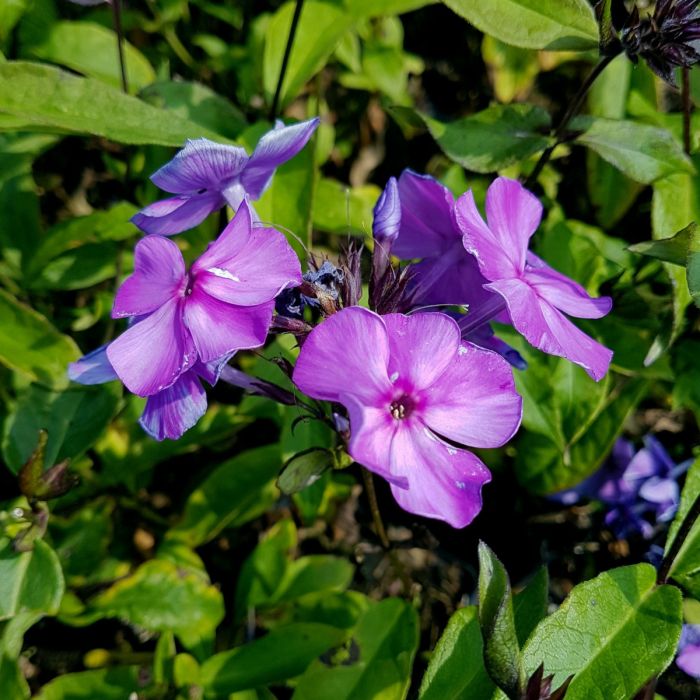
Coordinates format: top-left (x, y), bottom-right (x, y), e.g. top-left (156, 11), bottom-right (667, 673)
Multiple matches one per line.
top-left (34, 667), bottom-right (141, 700)
top-left (513, 567), bottom-right (549, 647)
top-left (278, 448), bottom-right (334, 494)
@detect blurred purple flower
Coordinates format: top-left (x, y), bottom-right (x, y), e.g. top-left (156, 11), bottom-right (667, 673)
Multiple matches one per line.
top-left (106, 199), bottom-right (301, 397)
top-left (132, 118), bottom-right (319, 235)
top-left (456, 177), bottom-right (613, 381)
top-left (677, 624), bottom-right (700, 679)
top-left (67, 0), bottom-right (110, 4)
top-left (552, 436), bottom-right (691, 539)
top-left (293, 307), bottom-right (522, 528)
top-left (69, 345), bottom-right (231, 440)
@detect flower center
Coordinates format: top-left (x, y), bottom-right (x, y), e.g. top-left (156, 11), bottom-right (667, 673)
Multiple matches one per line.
top-left (390, 394), bottom-right (414, 420)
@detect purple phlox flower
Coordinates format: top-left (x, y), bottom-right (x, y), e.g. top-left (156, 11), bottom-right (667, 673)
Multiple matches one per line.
top-left (371, 177), bottom-right (402, 309)
top-left (106, 199), bottom-right (302, 397)
top-left (677, 624), bottom-right (700, 679)
top-left (620, 0), bottom-right (700, 86)
top-left (69, 344), bottom-right (231, 440)
top-left (131, 118), bottom-right (320, 235)
top-left (389, 170), bottom-right (523, 367)
top-left (276, 260), bottom-right (344, 319)
top-left (292, 307), bottom-right (523, 528)
top-left (456, 177), bottom-right (613, 381)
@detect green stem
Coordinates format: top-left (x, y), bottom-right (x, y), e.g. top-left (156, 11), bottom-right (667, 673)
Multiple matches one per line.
top-left (110, 0), bottom-right (129, 94)
top-left (269, 0), bottom-right (305, 119)
top-left (657, 492), bottom-right (700, 585)
top-left (682, 67), bottom-right (692, 155)
top-left (361, 467), bottom-right (390, 549)
top-left (523, 54), bottom-right (614, 189)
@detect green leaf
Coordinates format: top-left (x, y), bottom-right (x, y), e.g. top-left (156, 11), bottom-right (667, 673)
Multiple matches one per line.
top-left (24, 21), bottom-right (155, 93)
top-left (421, 104), bottom-right (551, 173)
top-left (278, 448), bottom-right (335, 495)
top-left (440, 0), bottom-right (598, 50)
top-left (572, 116), bottom-right (695, 184)
top-left (263, 1), bottom-right (355, 110)
top-left (629, 223), bottom-right (698, 267)
top-left (34, 667), bottom-right (141, 700)
top-left (0, 288), bottom-right (80, 388)
top-left (664, 456), bottom-right (700, 598)
top-left (89, 559), bottom-right (224, 647)
top-left (167, 445), bottom-right (282, 547)
top-left (0, 61), bottom-right (230, 146)
top-left (274, 555), bottom-right (354, 604)
top-left (0, 538), bottom-right (64, 621)
top-left (478, 542), bottom-right (522, 698)
top-left (140, 80), bottom-right (247, 139)
top-left (0, 0), bottom-right (27, 42)
top-left (513, 567), bottom-right (548, 648)
top-left (345, 0), bottom-right (436, 17)
top-left (201, 623), bottom-right (347, 695)
top-left (418, 606), bottom-right (495, 700)
top-left (522, 564), bottom-right (682, 699)
top-left (2, 382), bottom-right (121, 475)
top-left (313, 178), bottom-right (381, 237)
top-left (292, 598), bottom-right (420, 700)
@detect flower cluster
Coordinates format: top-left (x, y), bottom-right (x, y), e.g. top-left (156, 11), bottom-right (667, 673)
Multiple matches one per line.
top-left (552, 436), bottom-right (691, 539)
top-left (69, 122), bottom-right (615, 527)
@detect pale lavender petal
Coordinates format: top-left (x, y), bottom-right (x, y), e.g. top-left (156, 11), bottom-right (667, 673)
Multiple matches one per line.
top-left (421, 341), bottom-right (522, 448)
top-left (486, 277), bottom-right (613, 381)
top-left (681, 625), bottom-right (700, 648)
top-left (462, 322), bottom-right (527, 370)
top-left (677, 645), bottom-right (700, 679)
top-left (151, 138), bottom-right (248, 193)
top-left (192, 198), bottom-right (254, 274)
top-left (484, 177), bottom-right (542, 273)
top-left (139, 372), bottom-right (207, 441)
top-left (456, 189), bottom-right (520, 281)
top-left (196, 224), bottom-right (302, 306)
top-left (623, 448), bottom-right (660, 482)
top-left (183, 291), bottom-right (272, 362)
top-left (644, 435), bottom-right (676, 475)
top-left (373, 177), bottom-right (401, 247)
top-left (241, 118), bottom-right (320, 198)
top-left (345, 396), bottom-right (409, 489)
top-left (68, 345), bottom-right (118, 384)
top-left (112, 236), bottom-right (185, 318)
top-left (392, 170), bottom-right (459, 259)
top-left (382, 312), bottom-right (460, 392)
top-left (131, 192), bottom-right (223, 236)
top-left (639, 476), bottom-right (679, 507)
top-left (293, 307), bottom-right (391, 405)
top-left (525, 253), bottom-right (612, 319)
top-left (107, 298), bottom-right (195, 396)
top-left (388, 423), bottom-right (491, 528)
top-left (194, 353), bottom-right (235, 386)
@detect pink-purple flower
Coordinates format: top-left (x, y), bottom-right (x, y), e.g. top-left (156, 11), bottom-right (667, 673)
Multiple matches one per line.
top-left (677, 624), bottom-right (700, 679)
top-left (292, 307), bottom-right (522, 527)
top-left (132, 118), bottom-right (319, 235)
top-left (456, 177), bottom-right (613, 381)
top-left (106, 199), bottom-right (301, 396)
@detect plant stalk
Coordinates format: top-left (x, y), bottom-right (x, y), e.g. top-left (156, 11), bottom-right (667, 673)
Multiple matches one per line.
top-left (657, 492), bottom-right (700, 584)
top-left (524, 55), bottom-right (614, 189)
top-left (361, 467), bottom-right (390, 549)
top-left (111, 0), bottom-right (129, 94)
top-left (269, 0), bottom-right (305, 119)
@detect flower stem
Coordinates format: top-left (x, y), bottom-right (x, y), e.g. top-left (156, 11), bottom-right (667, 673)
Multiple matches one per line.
top-left (110, 0), bottom-right (129, 94)
top-left (523, 55), bottom-right (614, 189)
top-left (682, 67), bottom-right (692, 155)
top-left (269, 0), bottom-right (305, 120)
top-left (657, 492), bottom-right (700, 585)
top-left (361, 467), bottom-right (390, 549)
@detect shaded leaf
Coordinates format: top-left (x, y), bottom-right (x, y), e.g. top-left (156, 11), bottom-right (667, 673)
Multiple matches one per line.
top-left (278, 448), bottom-right (334, 495)
top-left (34, 667), bottom-right (141, 700)
top-left (513, 567), bottom-right (549, 648)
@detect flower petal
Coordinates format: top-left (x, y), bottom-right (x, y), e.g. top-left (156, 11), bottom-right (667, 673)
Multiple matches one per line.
top-left (462, 322), bottom-right (527, 370)
top-left (388, 423), bottom-right (491, 528)
top-left (373, 176), bottom-right (401, 246)
top-left (196, 224), bottom-right (302, 306)
top-left (139, 371), bottom-right (207, 441)
top-left (677, 645), bottom-right (700, 679)
top-left (382, 312), bottom-right (460, 392)
top-left (485, 277), bottom-right (613, 381)
top-left (151, 138), bottom-right (248, 193)
top-left (293, 307), bottom-right (391, 404)
top-left (422, 341), bottom-right (522, 448)
top-left (183, 291), bottom-right (272, 362)
top-left (131, 192), bottom-right (223, 236)
top-left (194, 353), bottom-right (235, 386)
top-left (112, 236), bottom-right (185, 318)
top-left (68, 345), bottom-right (118, 384)
top-left (525, 253), bottom-right (612, 319)
top-left (392, 170), bottom-right (459, 259)
top-left (107, 298), bottom-right (195, 396)
top-left (241, 118), bottom-right (320, 198)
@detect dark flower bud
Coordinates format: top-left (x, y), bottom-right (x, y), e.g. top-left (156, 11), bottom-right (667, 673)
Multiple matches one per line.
top-left (18, 430), bottom-right (77, 502)
top-left (338, 242), bottom-right (363, 308)
top-left (523, 663), bottom-right (572, 700)
top-left (372, 177), bottom-right (401, 250)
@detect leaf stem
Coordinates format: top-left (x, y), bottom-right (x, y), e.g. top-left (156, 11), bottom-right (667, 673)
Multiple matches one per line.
top-left (523, 54), bottom-right (615, 189)
top-left (682, 67), bottom-right (692, 155)
top-left (657, 492), bottom-right (700, 585)
top-left (269, 0), bottom-right (305, 120)
top-left (361, 467), bottom-right (390, 549)
top-left (110, 0), bottom-right (129, 94)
